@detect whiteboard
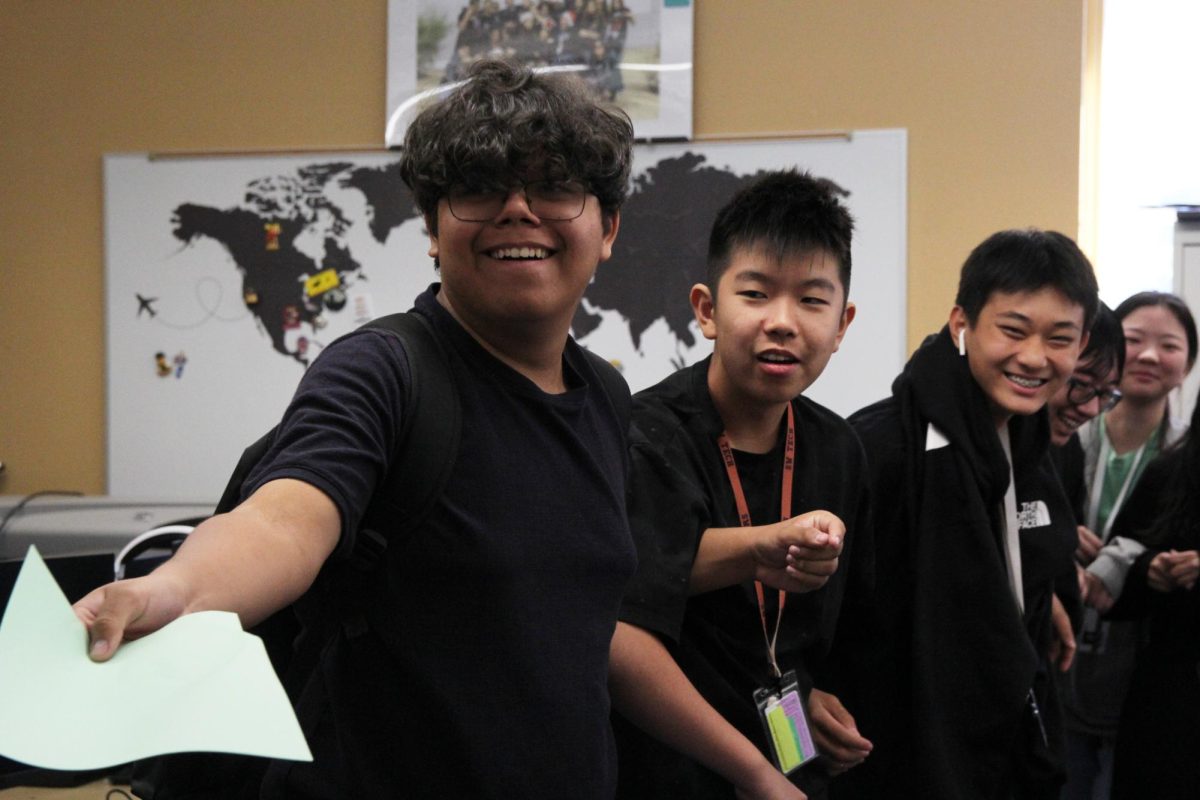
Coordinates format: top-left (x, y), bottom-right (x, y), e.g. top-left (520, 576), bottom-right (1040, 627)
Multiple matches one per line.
top-left (105, 131), bottom-right (906, 501)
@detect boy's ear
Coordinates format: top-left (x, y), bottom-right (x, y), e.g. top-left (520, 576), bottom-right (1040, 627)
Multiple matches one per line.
top-left (599, 210), bottom-right (620, 262)
top-left (833, 301), bottom-right (857, 351)
top-left (425, 213), bottom-right (439, 260)
top-left (690, 283), bottom-right (718, 341)
top-left (948, 305), bottom-right (969, 341)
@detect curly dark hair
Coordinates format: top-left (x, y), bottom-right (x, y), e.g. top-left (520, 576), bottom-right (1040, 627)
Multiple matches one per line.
top-left (399, 60), bottom-right (634, 227)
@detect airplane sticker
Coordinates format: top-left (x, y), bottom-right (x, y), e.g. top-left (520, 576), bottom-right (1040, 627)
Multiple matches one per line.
top-left (136, 294), bottom-right (158, 318)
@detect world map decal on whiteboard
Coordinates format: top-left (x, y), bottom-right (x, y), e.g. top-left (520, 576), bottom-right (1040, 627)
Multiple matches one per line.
top-left (105, 132), bottom-right (906, 501)
top-left (169, 161), bottom-right (417, 365)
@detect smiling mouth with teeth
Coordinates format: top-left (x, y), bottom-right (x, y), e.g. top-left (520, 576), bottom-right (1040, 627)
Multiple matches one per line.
top-left (490, 246), bottom-right (551, 260)
top-left (1007, 374), bottom-right (1047, 388)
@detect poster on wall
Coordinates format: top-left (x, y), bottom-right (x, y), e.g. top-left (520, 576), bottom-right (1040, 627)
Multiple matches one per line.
top-left (104, 130), bottom-right (905, 501)
top-left (385, 0), bottom-right (693, 146)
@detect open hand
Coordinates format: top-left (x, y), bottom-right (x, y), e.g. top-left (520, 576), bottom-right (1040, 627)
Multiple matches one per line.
top-left (74, 575), bottom-right (187, 661)
top-left (808, 689), bottom-right (872, 775)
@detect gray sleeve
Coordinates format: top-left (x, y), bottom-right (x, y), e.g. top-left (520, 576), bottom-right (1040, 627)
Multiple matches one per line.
top-left (1086, 535), bottom-right (1148, 598)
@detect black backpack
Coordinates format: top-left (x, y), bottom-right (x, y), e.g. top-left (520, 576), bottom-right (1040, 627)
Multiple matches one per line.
top-left (131, 310), bottom-right (631, 799)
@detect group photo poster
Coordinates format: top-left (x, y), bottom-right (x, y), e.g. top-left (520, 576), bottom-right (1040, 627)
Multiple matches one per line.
top-left (385, 0), bottom-right (694, 145)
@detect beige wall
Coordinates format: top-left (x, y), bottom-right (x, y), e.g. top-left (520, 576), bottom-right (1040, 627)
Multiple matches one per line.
top-left (0, 0), bottom-right (1084, 496)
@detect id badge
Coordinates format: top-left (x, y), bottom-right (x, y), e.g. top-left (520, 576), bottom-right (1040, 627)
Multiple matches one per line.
top-left (753, 670), bottom-right (818, 774)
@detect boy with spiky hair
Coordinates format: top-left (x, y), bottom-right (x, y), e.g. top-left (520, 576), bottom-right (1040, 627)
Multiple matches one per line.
top-left (612, 170), bottom-right (873, 799)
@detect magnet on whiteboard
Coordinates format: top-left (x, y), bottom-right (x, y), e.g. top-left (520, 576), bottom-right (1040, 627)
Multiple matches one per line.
top-left (324, 287), bottom-right (347, 311)
top-left (264, 222), bottom-right (282, 251)
top-left (352, 293), bottom-right (374, 324)
top-left (304, 269), bottom-right (340, 298)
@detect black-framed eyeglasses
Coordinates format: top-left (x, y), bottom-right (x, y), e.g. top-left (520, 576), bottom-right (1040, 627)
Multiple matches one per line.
top-left (1066, 378), bottom-right (1122, 411)
top-left (446, 180), bottom-right (589, 222)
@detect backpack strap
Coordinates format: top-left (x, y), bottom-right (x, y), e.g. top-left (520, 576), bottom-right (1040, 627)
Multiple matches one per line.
top-left (214, 428), bottom-right (276, 515)
top-left (360, 310), bottom-right (461, 538)
top-left (581, 348), bottom-right (632, 435)
top-left (317, 310), bottom-right (460, 637)
top-left (211, 310), bottom-right (461, 548)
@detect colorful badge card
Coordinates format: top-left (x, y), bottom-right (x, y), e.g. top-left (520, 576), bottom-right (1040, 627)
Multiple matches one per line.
top-left (754, 670), bottom-right (819, 774)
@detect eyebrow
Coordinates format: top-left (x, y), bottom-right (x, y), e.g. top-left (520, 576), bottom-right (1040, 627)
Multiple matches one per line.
top-left (732, 270), bottom-right (837, 292)
top-left (996, 311), bottom-right (1081, 331)
top-left (1123, 325), bottom-right (1185, 341)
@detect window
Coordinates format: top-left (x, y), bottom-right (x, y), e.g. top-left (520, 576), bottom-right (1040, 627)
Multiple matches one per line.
top-left (1081, 0), bottom-right (1200, 306)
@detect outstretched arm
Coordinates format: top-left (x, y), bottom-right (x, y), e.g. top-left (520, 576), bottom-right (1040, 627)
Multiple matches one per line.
top-left (609, 622), bottom-right (806, 800)
top-left (690, 511), bottom-right (844, 595)
top-left (74, 479), bottom-right (340, 660)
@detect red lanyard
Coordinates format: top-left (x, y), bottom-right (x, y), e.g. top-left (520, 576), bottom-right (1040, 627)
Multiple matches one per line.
top-left (716, 403), bottom-right (796, 679)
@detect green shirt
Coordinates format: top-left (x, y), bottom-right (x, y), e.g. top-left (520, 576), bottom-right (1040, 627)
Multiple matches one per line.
top-left (1096, 414), bottom-right (1161, 539)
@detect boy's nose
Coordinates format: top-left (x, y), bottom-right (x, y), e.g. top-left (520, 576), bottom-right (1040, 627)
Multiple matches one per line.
top-left (495, 188), bottom-right (540, 223)
top-left (764, 301), bottom-right (800, 336)
top-left (1016, 338), bottom-right (1048, 368)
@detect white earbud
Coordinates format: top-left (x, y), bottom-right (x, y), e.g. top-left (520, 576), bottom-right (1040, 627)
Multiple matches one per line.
top-left (957, 328), bottom-right (966, 356)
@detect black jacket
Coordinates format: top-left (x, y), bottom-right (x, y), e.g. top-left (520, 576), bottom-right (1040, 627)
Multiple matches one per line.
top-left (829, 328), bottom-right (1077, 799)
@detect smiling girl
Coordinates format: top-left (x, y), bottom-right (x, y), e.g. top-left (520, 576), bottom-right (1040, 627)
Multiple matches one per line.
top-left (1062, 291), bottom-right (1197, 799)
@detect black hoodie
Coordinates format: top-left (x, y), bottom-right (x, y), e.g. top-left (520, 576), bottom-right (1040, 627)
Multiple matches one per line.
top-left (828, 328), bottom-right (1077, 799)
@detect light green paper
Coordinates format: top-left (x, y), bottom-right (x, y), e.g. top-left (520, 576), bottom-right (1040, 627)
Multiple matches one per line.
top-left (0, 546), bottom-right (311, 770)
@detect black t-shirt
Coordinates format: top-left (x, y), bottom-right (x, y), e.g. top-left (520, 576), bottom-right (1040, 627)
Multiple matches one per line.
top-left (616, 358), bottom-right (872, 799)
top-left (247, 286), bottom-right (637, 799)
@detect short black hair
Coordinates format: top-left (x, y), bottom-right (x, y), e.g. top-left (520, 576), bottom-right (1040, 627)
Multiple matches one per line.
top-left (399, 59), bottom-right (633, 226)
top-left (1080, 302), bottom-right (1125, 379)
top-left (706, 169), bottom-right (854, 300)
top-left (955, 229), bottom-right (1099, 330)
top-left (1113, 291), bottom-right (1198, 371)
